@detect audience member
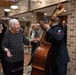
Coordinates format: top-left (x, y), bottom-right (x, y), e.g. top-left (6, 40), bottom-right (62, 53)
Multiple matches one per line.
top-left (62, 21), bottom-right (67, 46)
top-left (0, 13), bottom-right (7, 74)
top-left (24, 26), bottom-right (29, 39)
top-left (24, 26), bottom-right (31, 53)
top-left (30, 24), bottom-right (40, 55)
top-left (0, 22), bottom-right (3, 71)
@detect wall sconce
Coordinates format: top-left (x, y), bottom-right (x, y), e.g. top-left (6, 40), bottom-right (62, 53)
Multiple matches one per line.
top-left (4, 0), bottom-right (11, 12)
top-left (4, 8), bottom-right (11, 12)
top-left (31, 0), bottom-right (42, 4)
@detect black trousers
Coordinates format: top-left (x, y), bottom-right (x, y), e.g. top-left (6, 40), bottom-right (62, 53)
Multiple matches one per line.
top-left (5, 60), bottom-right (24, 75)
top-left (0, 50), bottom-right (6, 74)
top-left (51, 64), bottom-right (67, 75)
top-left (31, 42), bottom-right (37, 55)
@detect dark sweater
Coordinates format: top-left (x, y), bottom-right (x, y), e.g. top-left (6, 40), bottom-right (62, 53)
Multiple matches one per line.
top-left (2, 30), bottom-right (29, 62)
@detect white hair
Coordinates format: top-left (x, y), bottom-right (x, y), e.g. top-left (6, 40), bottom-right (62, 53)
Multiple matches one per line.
top-left (9, 19), bottom-right (19, 29)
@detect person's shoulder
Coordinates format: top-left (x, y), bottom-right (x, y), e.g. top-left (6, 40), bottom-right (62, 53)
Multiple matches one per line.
top-left (54, 23), bottom-right (62, 28)
top-left (19, 29), bottom-right (23, 32)
top-left (19, 29), bottom-right (24, 35)
top-left (0, 20), bottom-right (5, 25)
top-left (3, 30), bottom-right (10, 37)
top-left (53, 24), bottom-right (63, 31)
top-left (4, 30), bottom-right (10, 35)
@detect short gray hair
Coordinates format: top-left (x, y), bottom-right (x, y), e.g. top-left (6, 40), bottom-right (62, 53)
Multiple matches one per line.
top-left (9, 19), bottom-right (19, 29)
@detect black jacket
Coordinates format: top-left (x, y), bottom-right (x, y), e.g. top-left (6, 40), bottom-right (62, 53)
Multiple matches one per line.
top-left (45, 24), bottom-right (70, 65)
top-left (0, 21), bottom-right (6, 49)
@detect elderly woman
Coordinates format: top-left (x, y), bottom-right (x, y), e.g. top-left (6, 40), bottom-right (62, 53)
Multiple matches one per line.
top-left (2, 19), bottom-right (35, 75)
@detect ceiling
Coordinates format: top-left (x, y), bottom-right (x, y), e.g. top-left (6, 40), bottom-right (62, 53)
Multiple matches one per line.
top-left (0, 0), bottom-right (19, 7)
top-left (12, 2), bottom-right (68, 21)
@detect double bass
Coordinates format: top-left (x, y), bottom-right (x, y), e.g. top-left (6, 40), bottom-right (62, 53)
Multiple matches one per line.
top-left (30, 3), bottom-right (64, 75)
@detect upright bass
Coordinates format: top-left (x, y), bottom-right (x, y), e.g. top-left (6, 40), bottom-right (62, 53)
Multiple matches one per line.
top-left (30, 3), bottom-right (64, 75)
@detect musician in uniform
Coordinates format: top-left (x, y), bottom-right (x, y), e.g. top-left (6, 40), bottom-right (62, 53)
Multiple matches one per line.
top-left (39, 17), bottom-right (70, 75)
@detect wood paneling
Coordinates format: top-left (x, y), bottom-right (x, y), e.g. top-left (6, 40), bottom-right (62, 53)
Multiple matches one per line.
top-left (0, 0), bottom-right (16, 7)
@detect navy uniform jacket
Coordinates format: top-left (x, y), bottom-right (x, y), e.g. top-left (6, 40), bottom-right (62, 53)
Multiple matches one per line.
top-left (45, 24), bottom-right (70, 65)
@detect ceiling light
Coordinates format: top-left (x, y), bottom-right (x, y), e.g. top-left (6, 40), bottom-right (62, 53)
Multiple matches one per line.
top-left (31, 0), bottom-right (42, 4)
top-left (44, 13), bottom-right (47, 16)
top-left (23, 17), bottom-right (25, 19)
top-left (11, 5), bottom-right (18, 9)
top-left (31, 15), bottom-right (33, 17)
top-left (24, 19), bottom-right (26, 21)
top-left (4, 8), bottom-right (11, 12)
top-left (64, 10), bottom-right (67, 12)
top-left (31, 0), bottom-right (36, 1)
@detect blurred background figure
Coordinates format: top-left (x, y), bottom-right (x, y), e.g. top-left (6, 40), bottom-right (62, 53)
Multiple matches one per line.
top-left (24, 26), bottom-right (29, 39)
top-left (0, 22), bottom-right (3, 71)
top-left (0, 13), bottom-right (7, 74)
top-left (24, 26), bottom-right (31, 54)
top-left (35, 23), bottom-right (43, 38)
top-left (62, 21), bottom-right (67, 46)
top-left (30, 25), bottom-right (37, 55)
top-left (30, 25), bottom-right (37, 39)
top-left (30, 24), bottom-right (41, 55)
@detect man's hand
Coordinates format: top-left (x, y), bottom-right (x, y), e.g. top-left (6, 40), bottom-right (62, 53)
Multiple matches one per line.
top-left (35, 37), bottom-right (40, 42)
top-left (29, 38), bottom-right (35, 42)
top-left (41, 24), bottom-right (50, 30)
top-left (29, 37), bottom-right (40, 42)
